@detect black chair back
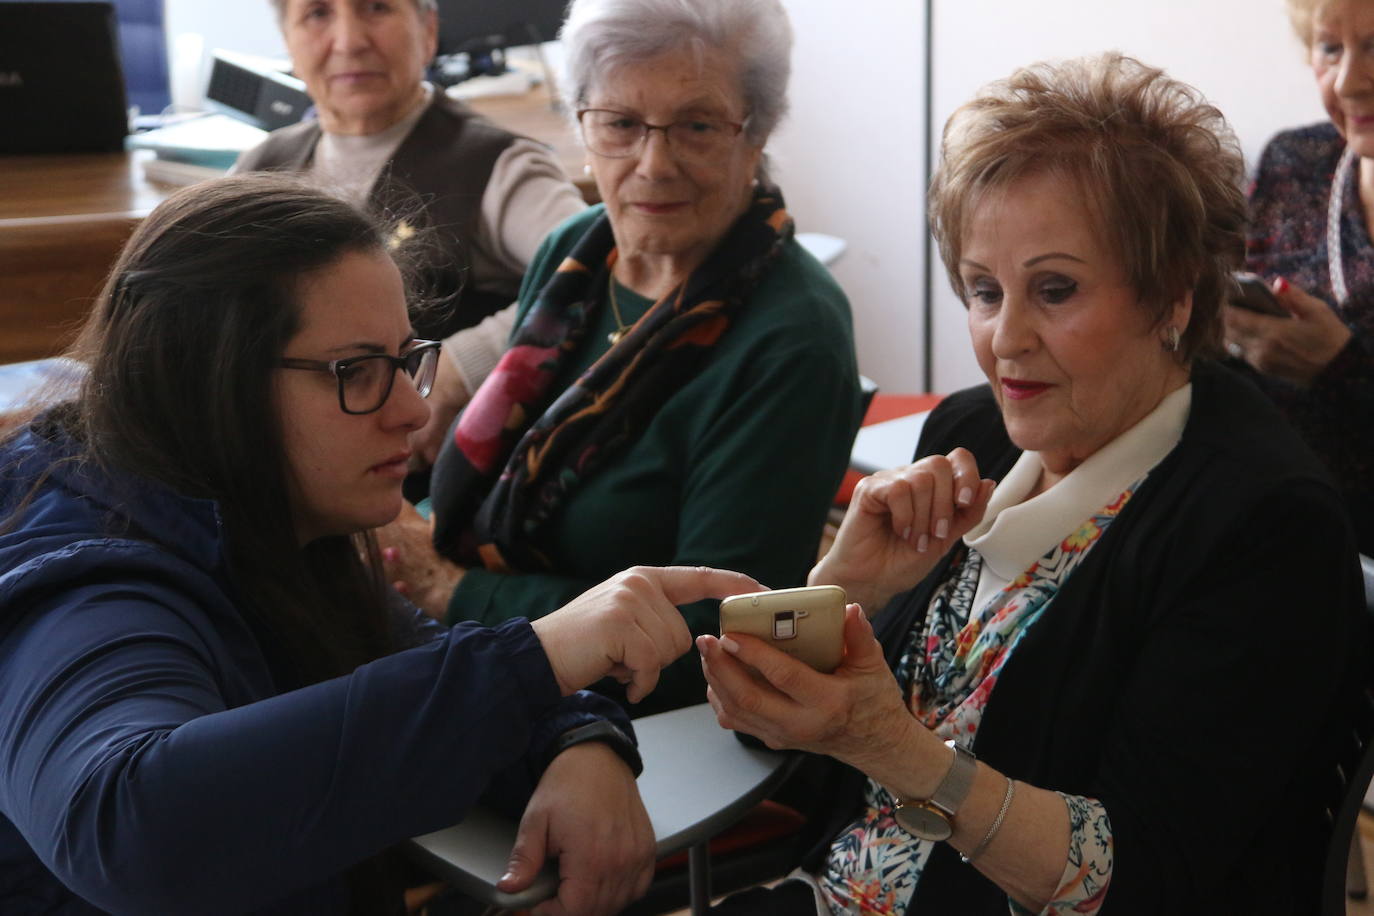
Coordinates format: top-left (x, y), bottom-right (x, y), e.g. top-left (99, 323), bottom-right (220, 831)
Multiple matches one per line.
top-left (1321, 555), bottom-right (1374, 915)
top-left (858, 374), bottom-right (879, 419)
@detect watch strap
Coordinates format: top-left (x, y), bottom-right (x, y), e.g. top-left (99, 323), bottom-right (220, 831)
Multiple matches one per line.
top-left (891, 739), bottom-right (978, 840)
top-left (545, 719), bottom-right (643, 777)
top-left (930, 739), bottom-right (976, 816)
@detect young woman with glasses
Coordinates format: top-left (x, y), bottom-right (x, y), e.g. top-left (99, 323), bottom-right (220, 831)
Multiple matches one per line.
top-left (383, 0), bottom-right (865, 716)
top-left (0, 173), bottom-right (757, 915)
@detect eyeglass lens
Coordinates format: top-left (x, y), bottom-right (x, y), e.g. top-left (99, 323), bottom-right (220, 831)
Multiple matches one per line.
top-left (337, 346), bottom-right (437, 414)
top-left (581, 110), bottom-right (736, 159)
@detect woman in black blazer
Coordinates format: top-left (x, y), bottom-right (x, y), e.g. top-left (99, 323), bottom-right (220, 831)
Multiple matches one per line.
top-left (698, 53), bottom-right (1366, 915)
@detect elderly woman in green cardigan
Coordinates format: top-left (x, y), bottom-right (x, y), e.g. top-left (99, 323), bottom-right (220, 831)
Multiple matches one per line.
top-left (378, 0), bottom-right (863, 715)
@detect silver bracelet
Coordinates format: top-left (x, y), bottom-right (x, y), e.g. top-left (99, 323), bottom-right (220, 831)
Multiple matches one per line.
top-left (960, 776), bottom-right (1015, 865)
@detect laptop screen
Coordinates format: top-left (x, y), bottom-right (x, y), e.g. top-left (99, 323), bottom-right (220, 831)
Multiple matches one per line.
top-left (0, 1), bottom-right (129, 154)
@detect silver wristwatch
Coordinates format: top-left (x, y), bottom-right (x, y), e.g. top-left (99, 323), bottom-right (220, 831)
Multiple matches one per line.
top-left (892, 739), bottom-right (976, 842)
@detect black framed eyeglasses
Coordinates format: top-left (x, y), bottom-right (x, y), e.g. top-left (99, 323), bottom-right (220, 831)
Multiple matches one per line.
top-left (277, 339), bottom-right (441, 415)
top-left (576, 108), bottom-right (748, 160)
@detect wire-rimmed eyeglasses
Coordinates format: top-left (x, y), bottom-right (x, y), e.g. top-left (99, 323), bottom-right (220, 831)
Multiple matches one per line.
top-left (576, 108), bottom-right (748, 161)
top-left (277, 339), bottom-right (441, 415)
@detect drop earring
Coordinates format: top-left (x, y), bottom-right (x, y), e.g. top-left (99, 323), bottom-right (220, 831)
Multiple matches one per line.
top-left (1163, 326), bottom-right (1181, 352)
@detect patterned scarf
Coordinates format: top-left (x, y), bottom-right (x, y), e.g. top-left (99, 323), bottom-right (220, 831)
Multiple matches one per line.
top-left (904, 483), bottom-right (1139, 731)
top-left (819, 482), bottom-right (1141, 916)
top-left (429, 185), bottom-right (793, 571)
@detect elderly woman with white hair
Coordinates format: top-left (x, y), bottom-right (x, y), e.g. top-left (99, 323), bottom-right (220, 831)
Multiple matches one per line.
top-left (236, 0), bottom-right (588, 461)
top-left (384, 0), bottom-right (864, 716)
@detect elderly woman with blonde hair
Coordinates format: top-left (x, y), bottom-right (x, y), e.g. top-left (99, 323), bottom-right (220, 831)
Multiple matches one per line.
top-left (699, 53), bottom-right (1365, 915)
top-left (1227, 0), bottom-right (1374, 554)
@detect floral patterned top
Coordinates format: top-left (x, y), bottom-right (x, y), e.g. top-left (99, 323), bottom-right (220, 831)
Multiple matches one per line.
top-left (817, 486), bottom-right (1138, 915)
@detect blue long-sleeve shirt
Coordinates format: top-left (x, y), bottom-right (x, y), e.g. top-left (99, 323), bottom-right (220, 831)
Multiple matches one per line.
top-left (0, 423), bottom-right (631, 913)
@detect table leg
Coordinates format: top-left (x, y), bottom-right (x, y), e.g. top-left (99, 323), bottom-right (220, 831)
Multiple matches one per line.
top-left (688, 842), bottom-right (711, 915)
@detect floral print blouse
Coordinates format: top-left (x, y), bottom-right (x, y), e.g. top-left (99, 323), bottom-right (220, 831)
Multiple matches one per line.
top-left (817, 486), bottom-right (1138, 915)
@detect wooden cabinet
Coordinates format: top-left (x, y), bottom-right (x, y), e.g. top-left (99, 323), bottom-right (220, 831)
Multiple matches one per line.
top-left (0, 153), bottom-right (159, 363)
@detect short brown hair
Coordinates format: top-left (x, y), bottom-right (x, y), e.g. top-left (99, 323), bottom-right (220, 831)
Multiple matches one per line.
top-left (928, 52), bottom-right (1248, 362)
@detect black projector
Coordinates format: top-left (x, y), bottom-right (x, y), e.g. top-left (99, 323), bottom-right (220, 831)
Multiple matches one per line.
top-left (205, 50), bottom-right (310, 132)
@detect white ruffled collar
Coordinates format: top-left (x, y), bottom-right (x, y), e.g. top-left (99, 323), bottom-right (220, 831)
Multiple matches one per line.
top-left (963, 383), bottom-right (1192, 581)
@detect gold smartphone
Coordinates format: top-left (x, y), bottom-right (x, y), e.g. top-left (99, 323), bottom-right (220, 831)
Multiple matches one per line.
top-left (718, 585), bottom-right (847, 673)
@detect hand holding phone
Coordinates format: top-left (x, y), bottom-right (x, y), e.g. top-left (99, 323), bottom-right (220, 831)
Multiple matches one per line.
top-left (1230, 272), bottom-right (1287, 317)
top-left (719, 585), bottom-right (847, 673)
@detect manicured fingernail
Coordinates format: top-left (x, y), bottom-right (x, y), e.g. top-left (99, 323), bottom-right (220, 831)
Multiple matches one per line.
top-left (382, 547), bottom-right (398, 562)
top-left (499, 872), bottom-right (515, 885)
top-left (1275, 277), bottom-right (1289, 293)
top-left (935, 518), bottom-right (949, 539)
top-left (719, 636), bottom-right (740, 654)
top-left (957, 487), bottom-right (973, 506)
top-left (917, 533), bottom-right (929, 553)
top-left (901, 526), bottom-right (912, 542)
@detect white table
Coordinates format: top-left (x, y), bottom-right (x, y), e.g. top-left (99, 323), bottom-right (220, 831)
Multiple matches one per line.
top-left (849, 410), bottom-right (932, 475)
top-left (409, 703), bottom-right (794, 913)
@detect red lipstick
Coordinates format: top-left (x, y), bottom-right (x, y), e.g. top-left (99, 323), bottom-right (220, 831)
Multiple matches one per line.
top-left (1001, 378), bottom-right (1052, 400)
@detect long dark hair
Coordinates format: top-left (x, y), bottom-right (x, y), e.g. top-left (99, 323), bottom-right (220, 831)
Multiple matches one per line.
top-left (3, 174), bottom-right (423, 913)
top-left (55, 173), bottom-right (405, 685)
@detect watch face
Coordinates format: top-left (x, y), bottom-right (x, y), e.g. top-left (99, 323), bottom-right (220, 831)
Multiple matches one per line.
top-left (894, 802), bottom-right (953, 842)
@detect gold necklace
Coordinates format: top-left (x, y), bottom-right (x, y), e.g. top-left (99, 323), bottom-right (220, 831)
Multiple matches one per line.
top-left (606, 271), bottom-right (630, 345)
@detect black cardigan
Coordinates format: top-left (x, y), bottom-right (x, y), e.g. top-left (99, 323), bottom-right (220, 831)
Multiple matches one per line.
top-left (797, 361), bottom-right (1365, 914)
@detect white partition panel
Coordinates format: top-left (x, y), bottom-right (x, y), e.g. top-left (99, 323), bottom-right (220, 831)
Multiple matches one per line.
top-left (770, 0), bottom-right (930, 395)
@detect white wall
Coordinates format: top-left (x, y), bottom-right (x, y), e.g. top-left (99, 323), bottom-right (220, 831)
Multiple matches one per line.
top-left (928, 0), bottom-right (1326, 393)
top-left (163, 0), bottom-right (284, 110)
top-left (769, 0), bottom-right (929, 394)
